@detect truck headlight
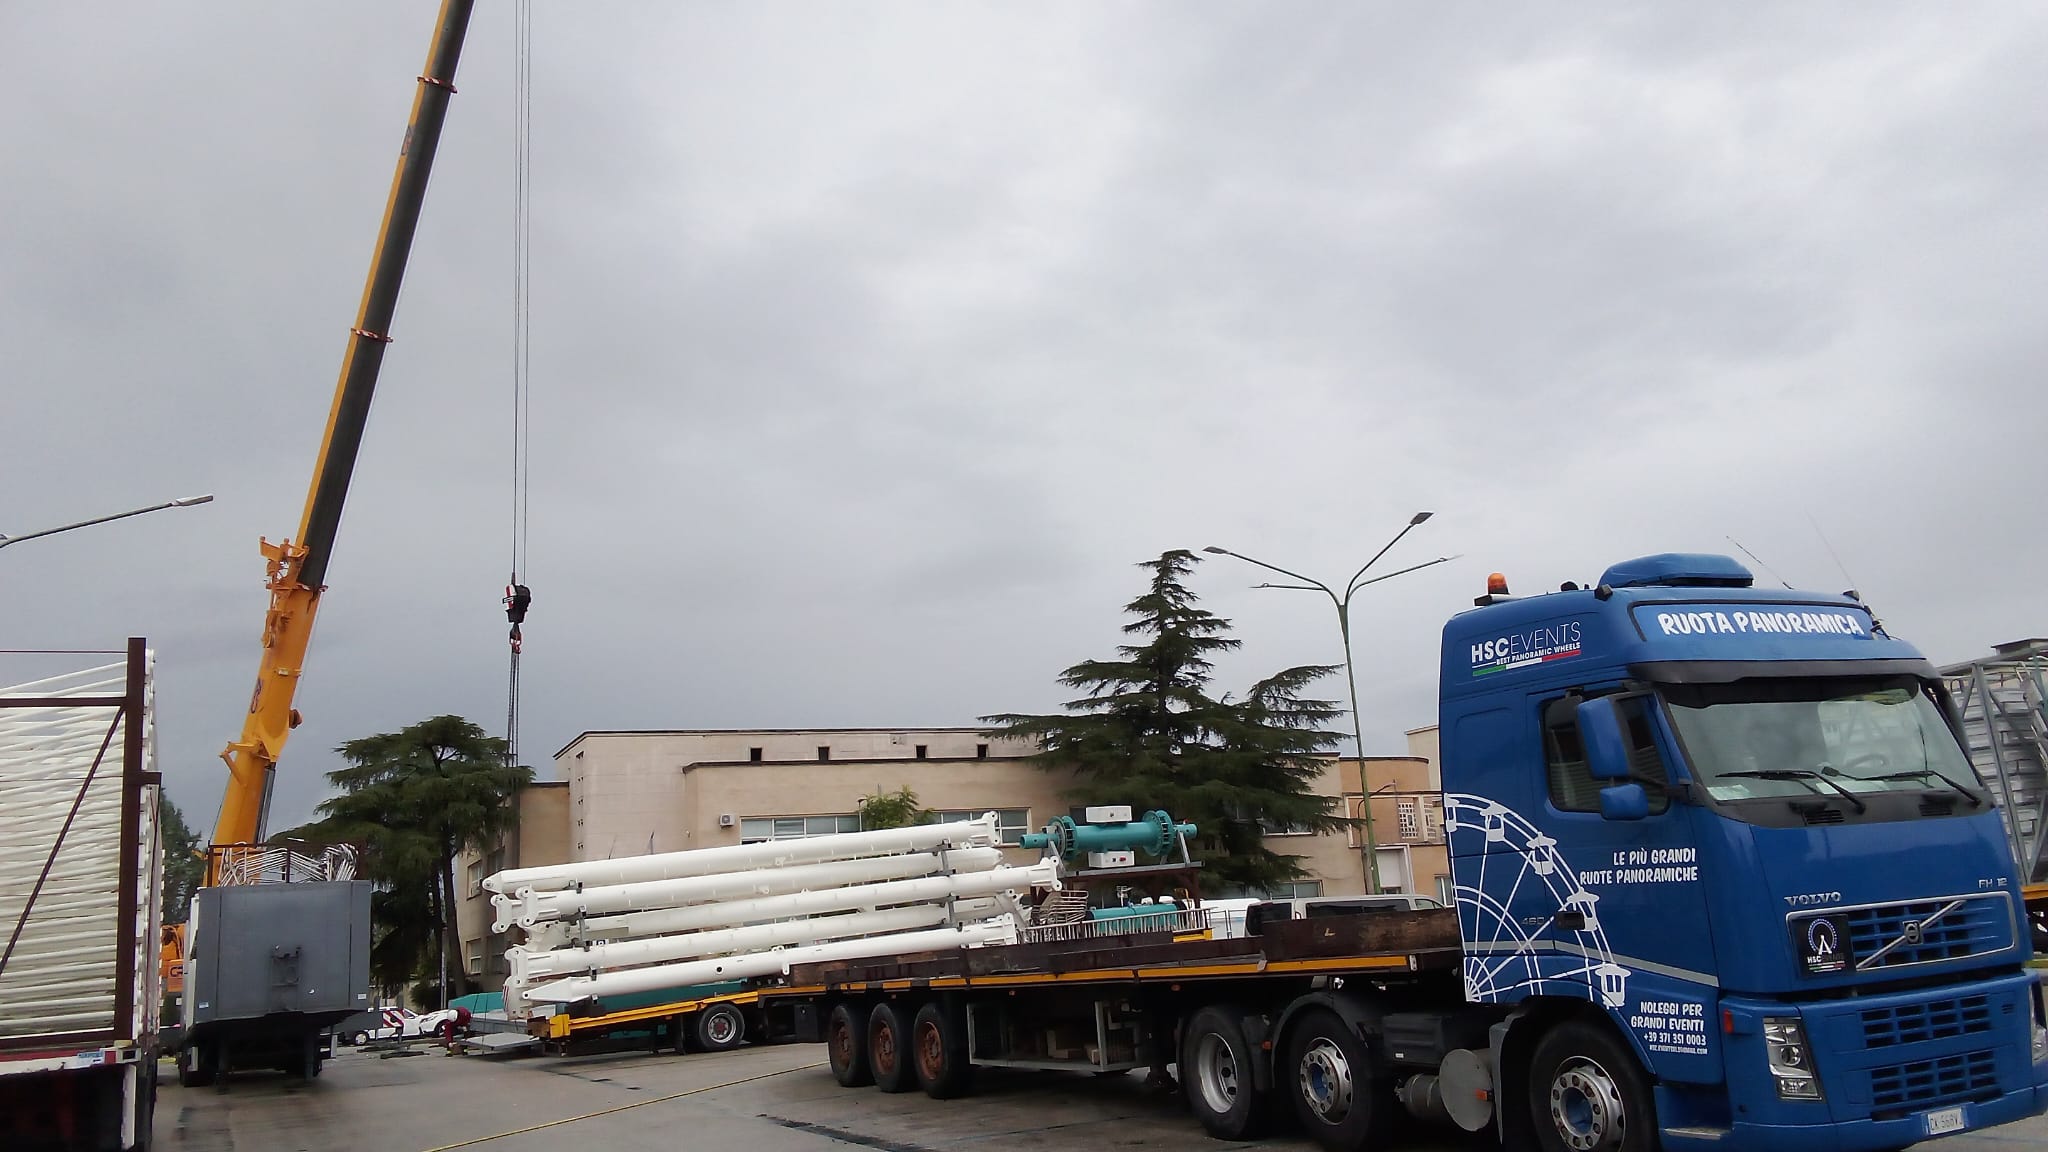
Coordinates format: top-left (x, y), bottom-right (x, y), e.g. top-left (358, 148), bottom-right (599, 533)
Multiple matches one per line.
top-left (1763, 1016), bottom-right (1823, 1100)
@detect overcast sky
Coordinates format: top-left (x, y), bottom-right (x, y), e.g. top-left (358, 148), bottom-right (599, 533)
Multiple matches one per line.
top-left (4, 3), bottom-right (2044, 834)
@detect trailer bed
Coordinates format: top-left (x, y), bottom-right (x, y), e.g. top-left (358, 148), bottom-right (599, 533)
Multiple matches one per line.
top-left (769, 906), bottom-right (1462, 996)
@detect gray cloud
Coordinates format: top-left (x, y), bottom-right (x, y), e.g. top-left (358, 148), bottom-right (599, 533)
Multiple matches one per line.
top-left (3, 3), bottom-right (2044, 833)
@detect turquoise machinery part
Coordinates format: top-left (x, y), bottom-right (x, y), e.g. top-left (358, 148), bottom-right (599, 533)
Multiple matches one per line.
top-left (1019, 810), bottom-right (1198, 861)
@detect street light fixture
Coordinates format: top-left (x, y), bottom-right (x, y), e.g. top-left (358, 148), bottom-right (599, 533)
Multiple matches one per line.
top-left (1204, 514), bottom-right (1455, 894)
top-left (0, 494), bottom-right (216, 551)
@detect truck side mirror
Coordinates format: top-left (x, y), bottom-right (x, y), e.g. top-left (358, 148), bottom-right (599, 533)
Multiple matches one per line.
top-left (1576, 696), bottom-right (1634, 781)
top-left (1599, 783), bottom-right (1650, 821)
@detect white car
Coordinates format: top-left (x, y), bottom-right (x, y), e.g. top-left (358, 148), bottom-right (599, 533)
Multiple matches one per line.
top-left (340, 1006), bottom-right (466, 1045)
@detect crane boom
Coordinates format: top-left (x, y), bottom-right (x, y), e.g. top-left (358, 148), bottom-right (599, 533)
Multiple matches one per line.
top-left (209, 0), bottom-right (477, 864)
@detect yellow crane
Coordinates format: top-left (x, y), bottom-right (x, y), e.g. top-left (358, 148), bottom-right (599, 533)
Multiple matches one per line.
top-left (164, 0), bottom-right (476, 997)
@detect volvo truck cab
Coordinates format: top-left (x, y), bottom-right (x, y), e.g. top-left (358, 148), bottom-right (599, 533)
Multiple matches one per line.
top-left (1441, 553), bottom-right (2047, 1151)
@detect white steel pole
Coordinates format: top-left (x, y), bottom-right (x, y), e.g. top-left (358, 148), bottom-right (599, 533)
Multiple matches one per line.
top-left (509, 899), bottom-right (1003, 983)
top-left (507, 860), bottom-right (1058, 935)
top-left (520, 921), bottom-right (1018, 1004)
top-left (491, 846), bottom-right (1005, 932)
top-left (486, 815), bottom-right (1000, 895)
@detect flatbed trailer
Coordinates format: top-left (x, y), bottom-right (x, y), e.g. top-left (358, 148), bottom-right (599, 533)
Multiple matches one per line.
top-left (531, 987), bottom-right (768, 1055)
top-left (767, 908), bottom-right (1481, 1148)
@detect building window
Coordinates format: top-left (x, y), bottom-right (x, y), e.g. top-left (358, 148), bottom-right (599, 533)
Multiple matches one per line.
top-left (1397, 799), bottom-right (1420, 840)
top-left (915, 745), bottom-right (928, 760)
top-left (464, 939), bottom-right (483, 977)
top-left (1435, 875), bottom-right (1455, 905)
top-left (929, 808), bottom-right (1030, 845)
top-left (1543, 695), bottom-right (1671, 814)
top-left (1258, 817), bottom-right (1312, 837)
top-left (466, 860), bottom-right (484, 896)
top-left (749, 747), bottom-right (763, 763)
top-left (1216, 880), bottom-right (1324, 900)
top-left (975, 744), bottom-right (989, 759)
top-left (817, 746), bottom-right (831, 762)
top-left (739, 813), bottom-right (861, 844)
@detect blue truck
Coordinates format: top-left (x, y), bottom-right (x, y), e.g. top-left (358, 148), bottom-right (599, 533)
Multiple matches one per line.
top-left (781, 553), bottom-right (2047, 1151)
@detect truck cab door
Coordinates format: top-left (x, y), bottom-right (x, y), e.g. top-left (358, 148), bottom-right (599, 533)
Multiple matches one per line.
top-left (1451, 689), bottom-right (1723, 1083)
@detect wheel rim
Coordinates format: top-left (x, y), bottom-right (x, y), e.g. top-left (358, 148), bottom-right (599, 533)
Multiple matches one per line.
top-left (916, 1020), bottom-right (944, 1080)
top-left (1193, 1033), bottom-right (1240, 1116)
top-left (705, 1009), bottom-right (738, 1046)
top-left (874, 1022), bottom-right (897, 1075)
top-left (1548, 1056), bottom-right (1626, 1152)
top-left (1297, 1037), bottom-right (1355, 1124)
top-left (830, 1018), bottom-right (855, 1069)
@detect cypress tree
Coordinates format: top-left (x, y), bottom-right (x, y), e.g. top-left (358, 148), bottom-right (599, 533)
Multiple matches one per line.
top-left (983, 550), bottom-right (1348, 893)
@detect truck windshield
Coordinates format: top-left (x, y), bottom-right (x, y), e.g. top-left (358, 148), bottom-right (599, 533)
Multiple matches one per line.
top-left (1659, 676), bottom-right (1980, 803)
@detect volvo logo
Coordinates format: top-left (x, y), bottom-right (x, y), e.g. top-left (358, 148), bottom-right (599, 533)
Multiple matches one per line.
top-left (1902, 921), bottom-right (1923, 946)
top-left (1784, 891), bottom-right (1843, 908)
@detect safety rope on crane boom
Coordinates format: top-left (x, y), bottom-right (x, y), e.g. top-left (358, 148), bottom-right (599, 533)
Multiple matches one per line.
top-left (502, 0), bottom-right (535, 770)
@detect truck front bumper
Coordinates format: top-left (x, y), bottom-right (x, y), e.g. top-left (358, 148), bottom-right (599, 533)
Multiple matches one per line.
top-left (1661, 1084), bottom-right (2042, 1152)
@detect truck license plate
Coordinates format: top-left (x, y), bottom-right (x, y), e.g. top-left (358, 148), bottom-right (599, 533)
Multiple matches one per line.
top-left (1922, 1106), bottom-right (1967, 1136)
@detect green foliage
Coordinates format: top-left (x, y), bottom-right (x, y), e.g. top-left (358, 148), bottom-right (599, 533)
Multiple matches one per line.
top-left (158, 794), bottom-right (204, 924)
top-left (316, 715), bottom-right (531, 1001)
top-left (858, 785), bottom-right (931, 830)
top-left (983, 550), bottom-right (1348, 893)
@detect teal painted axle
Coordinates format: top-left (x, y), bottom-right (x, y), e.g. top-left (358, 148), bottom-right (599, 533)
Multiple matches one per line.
top-left (1020, 810), bottom-right (1198, 861)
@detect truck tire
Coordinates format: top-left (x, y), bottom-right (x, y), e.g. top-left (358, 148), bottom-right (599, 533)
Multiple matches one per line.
top-left (1180, 1005), bottom-right (1267, 1141)
top-left (696, 1003), bottom-right (747, 1052)
top-left (868, 1001), bottom-right (918, 1094)
top-left (1527, 1020), bottom-right (1657, 1152)
top-left (827, 1004), bottom-right (874, 1087)
top-left (911, 1001), bottom-right (972, 1100)
top-left (1282, 1007), bottom-right (1394, 1151)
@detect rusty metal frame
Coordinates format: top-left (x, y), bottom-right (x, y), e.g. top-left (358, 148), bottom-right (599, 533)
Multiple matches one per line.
top-left (0, 638), bottom-right (152, 1053)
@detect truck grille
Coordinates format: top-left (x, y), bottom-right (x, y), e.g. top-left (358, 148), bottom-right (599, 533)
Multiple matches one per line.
top-left (1846, 895), bottom-right (2011, 970)
top-left (1868, 1049), bottom-right (1998, 1114)
top-left (1860, 994), bottom-right (1994, 1048)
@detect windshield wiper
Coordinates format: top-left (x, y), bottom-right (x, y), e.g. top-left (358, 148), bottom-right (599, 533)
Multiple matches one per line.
top-left (1864, 769), bottom-right (1986, 808)
top-left (1716, 769), bottom-right (1869, 814)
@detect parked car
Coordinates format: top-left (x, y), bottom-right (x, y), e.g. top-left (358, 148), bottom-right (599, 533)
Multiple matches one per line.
top-left (335, 1006), bottom-right (468, 1046)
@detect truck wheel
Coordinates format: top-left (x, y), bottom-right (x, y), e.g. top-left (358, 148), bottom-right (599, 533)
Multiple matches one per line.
top-left (1528, 1020), bottom-right (1656, 1152)
top-left (1180, 1005), bottom-right (1267, 1140)
top-left (911, 1001), bottom-right (972, 1099)
top-left (827, 1004), bottom-right (874, 1087)
top-left (868, 1002), bottom-right (917, 1093)
top-left (696, 1004), bottom-right (747, 1052)
top-left (1282, 1008), bottom-right (1394, 1151)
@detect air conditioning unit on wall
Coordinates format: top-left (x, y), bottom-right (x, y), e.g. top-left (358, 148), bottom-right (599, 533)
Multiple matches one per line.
top-left (717, 813), bottom-right (736, 828)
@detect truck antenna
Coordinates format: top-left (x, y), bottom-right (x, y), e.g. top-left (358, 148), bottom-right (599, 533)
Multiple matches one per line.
top-left (1806, 515), bottom-right (1887, 635)
top-left (1725, 536), bottom-right (1794, 590)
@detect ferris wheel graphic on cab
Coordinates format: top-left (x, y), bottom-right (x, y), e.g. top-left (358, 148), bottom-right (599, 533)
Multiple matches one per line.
top-left (1445, 793), bottom-right (1630, 1009)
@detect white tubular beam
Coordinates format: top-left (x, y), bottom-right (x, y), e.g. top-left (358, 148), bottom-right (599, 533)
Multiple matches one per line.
top-left (520, 861), bottom-right (1058, 941)
top-left (485, 815), bottom-right (1000, 896)
top-left (521, 921), bottom-right (1018, 1005)
top-left (492, 846), bottom-right (1004, 933)
top-left (509, 899), bottom-right (1002, 984)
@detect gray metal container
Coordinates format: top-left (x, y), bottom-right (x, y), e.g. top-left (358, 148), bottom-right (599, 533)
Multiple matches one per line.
top-left (186, 880), bottom-right (372, 1027)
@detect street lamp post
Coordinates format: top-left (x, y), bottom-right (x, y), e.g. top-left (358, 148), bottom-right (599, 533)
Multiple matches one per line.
top-left (0, 494), bottom-right (215, 551)
top-left (1206, 513), bottom-right (1453, 895)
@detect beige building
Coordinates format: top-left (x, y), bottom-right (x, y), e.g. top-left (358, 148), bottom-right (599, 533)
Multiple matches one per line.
top-left (454, 724), bottom-right (1454, 991)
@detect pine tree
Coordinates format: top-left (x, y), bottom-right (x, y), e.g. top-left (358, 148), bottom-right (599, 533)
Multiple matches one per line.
top-left (316, 715), bottom-right (531, 1002)
top-left (158, 795), bottom-right (205, 923)
top-left (983, 550), bottom-right (1348, 893)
